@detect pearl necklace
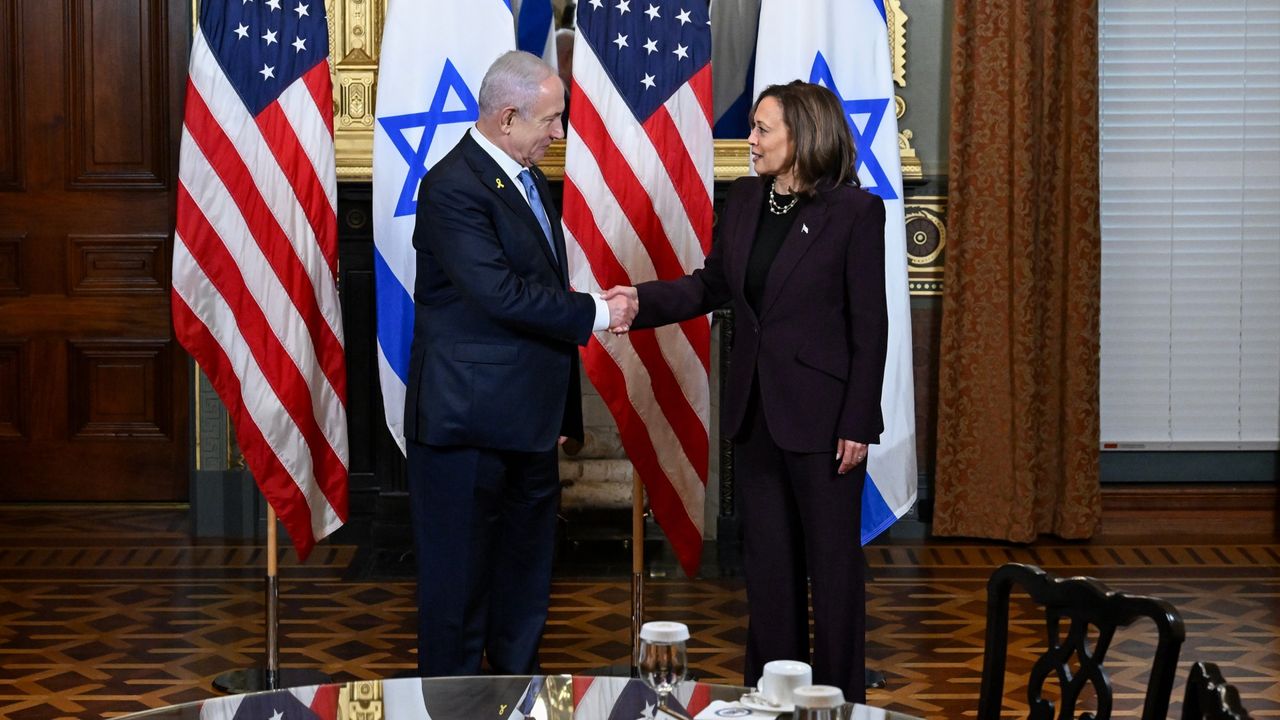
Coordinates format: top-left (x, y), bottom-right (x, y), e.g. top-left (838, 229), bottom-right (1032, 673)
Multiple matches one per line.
top-left (768, 179), bottom-right (799, 215)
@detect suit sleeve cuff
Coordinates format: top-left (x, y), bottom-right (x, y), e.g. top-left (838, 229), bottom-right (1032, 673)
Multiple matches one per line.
top-left (591, 293), bottom-right (610, 331)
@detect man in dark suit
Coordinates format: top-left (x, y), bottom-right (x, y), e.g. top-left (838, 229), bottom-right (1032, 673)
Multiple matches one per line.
top-left (404, 50), bottom-right (631, 677)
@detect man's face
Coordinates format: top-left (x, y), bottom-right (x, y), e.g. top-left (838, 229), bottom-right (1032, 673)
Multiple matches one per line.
top-left (504, 75), bottom-right (566, 167)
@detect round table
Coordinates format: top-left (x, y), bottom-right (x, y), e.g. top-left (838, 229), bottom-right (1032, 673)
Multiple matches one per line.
top-left (117, 674), bottom-right (924, 719)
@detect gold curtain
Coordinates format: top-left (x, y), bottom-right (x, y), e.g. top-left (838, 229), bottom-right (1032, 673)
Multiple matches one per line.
top-left (932, 0), bottom-right (1102, 541)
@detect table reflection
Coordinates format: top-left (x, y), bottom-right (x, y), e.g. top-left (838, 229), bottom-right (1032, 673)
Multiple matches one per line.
top-left (118, 674), bottom-right (924, 719)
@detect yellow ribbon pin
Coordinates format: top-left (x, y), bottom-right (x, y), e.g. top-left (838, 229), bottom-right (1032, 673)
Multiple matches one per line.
top-left (495, 177), bottom-right (505, 189)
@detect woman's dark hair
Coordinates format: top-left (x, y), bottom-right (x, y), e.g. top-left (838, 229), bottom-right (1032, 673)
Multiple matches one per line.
top-left (751, 81), bottom-right (860, 196)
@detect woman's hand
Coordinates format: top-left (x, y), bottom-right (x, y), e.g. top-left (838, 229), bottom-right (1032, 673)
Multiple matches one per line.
top-left (836, 438), bottom-right (867, 475)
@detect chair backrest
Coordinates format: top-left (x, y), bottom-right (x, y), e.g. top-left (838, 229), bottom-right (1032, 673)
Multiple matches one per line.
top-left (976, 563), bottom-right (1186, 720)
top-left (1181, 661), bottom-right (1253, 720)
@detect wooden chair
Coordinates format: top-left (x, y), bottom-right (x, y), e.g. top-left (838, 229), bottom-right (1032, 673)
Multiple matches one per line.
top-left (977, 563), bottom-right (1185, 720)
top-left (1181, 661), bottom-right (1253, 720)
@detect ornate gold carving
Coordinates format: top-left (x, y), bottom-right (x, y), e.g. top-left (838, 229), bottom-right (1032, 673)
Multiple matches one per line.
top-left (327, 0), bottom-right (380, 180)
top-left (904, 196), bottom-right (947, 295)
top-left (899, 127), bottom-right (922, 183)
top-left (887, 0), bottom-right (908, 88)
top-left (888, 1), bottom-right (922, 183)
top-left (339, 680), bottom-right (384, 720)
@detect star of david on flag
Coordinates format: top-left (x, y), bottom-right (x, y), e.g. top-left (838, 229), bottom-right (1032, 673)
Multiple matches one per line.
top-left (371, 0), bottom-right (514, 453)
top-left (379, 60), bottom-right (481, 218)
top-left (754, 0), bottom-right (918, 544)
top-left (810, 52), bottom-right (898, 201)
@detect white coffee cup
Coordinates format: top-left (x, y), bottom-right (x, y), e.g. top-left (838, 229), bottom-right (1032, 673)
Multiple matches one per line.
top-left (758, 659), bottom-right (813, 707)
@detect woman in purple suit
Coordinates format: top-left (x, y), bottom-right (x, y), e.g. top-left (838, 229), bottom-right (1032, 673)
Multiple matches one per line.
top-left (606, 81), bottom-right (888, 702)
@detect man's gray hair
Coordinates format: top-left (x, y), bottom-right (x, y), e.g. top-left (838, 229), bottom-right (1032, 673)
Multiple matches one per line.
top-left (478, 50), bottom-right (557, 119)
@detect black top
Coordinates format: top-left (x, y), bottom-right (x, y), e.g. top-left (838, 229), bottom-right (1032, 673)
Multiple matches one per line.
top-left (744, 188), bottom-right (804, 314)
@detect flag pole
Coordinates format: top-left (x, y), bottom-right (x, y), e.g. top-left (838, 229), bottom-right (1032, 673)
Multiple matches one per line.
top-left (265, 505), bottom-right (280, 689)
top-left (211, 504), bottom-right (330, 693)
top-left (630, 472), bottom-right (645, 674)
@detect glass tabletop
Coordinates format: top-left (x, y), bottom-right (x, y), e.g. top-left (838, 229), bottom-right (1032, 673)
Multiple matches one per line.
top-left (118, 674), bottom-right (924, 719)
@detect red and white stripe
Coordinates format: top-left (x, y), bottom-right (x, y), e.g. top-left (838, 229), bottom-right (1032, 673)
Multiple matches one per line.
top-left (199, 682), bottom-right (339, 719)
top-left (173, 31), bottom-right (348, 559)
top-left (562, 35), bottom-right (714, 577)
top-left (570, 676), bottom-right (712, 718)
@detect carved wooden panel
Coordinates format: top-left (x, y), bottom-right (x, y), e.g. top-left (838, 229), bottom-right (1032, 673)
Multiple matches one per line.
top-left (65, 0), bottom-right (169, 189)
top-left (0, 235), bottom-right (22, 295)
top-left (67, 234), bottom-right (167, 295)
top-left (0, 341), bottom-right (24, 438)
top-left (68, 339), bottom-right (171, 439)
top-left (0, 0), bottom-right (21, 190)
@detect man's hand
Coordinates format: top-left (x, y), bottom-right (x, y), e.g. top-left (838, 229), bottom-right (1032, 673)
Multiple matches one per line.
top-left (603, 286), bottom-right (638, 334)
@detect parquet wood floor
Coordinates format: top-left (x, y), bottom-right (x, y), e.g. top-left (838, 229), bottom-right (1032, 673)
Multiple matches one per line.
top-left (0, 507), bottom-right (1276, 719)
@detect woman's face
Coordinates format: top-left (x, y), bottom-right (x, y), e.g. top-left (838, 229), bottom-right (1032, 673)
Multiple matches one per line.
top-left (748, 96), bottom-right (794, 180)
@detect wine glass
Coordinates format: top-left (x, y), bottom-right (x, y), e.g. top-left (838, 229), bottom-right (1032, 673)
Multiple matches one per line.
top-left (637, 621), bottom-right (689, 717)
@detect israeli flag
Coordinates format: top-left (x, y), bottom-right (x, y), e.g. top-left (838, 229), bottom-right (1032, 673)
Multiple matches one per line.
top-left (754, 0), bottom-right (918, 544)
top-left (513, 0), bottom-right (557, 69)
top-left (710, 0), bottom-right (760, 138)
top-left (372, 0), bottom-right (514, 453)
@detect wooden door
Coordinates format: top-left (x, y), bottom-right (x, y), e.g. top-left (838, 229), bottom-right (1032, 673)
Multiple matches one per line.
top-left (0, 0), bottom-right (191, 500)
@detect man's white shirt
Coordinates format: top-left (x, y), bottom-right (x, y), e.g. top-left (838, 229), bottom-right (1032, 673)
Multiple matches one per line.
top-left (468, 127), bottom-right (611, 330)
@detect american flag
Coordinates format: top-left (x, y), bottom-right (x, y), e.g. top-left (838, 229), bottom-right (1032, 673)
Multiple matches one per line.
top-left (172, 0), bottom-right (348, 560)
top-left (199, 683), bottom-right (339, 719)
top-left (571, 676), bottom-right (712, 719)
top-left (563, 0), bottom-right (714, 577)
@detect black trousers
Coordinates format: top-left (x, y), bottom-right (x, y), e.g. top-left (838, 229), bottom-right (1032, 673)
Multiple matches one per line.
top-left (736, 392), bottom-right (867, 703)
top-left (407, 440), bottom-right (560, 677)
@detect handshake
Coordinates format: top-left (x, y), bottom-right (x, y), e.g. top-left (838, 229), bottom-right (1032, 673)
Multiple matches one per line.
top-left (601, 286), bottom-right (638, 335)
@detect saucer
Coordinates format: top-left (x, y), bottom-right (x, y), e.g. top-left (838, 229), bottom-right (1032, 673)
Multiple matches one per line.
top-left (738, 691), bottom-right (793, 714)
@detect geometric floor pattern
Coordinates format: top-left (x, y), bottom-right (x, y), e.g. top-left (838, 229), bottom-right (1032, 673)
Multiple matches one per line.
top-left (0, 507), bottom-right (1276, 719)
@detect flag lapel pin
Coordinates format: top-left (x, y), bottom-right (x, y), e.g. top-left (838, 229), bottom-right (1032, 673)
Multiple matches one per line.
top-left (801, 223), bottom-right (809, 234)
top-left (495, 177), bottom-right (505, 190)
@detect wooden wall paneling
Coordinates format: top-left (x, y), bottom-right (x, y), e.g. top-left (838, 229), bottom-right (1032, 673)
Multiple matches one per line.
top-left (0, 341), bottom-right (25, 438)
top-left (65, 0), bottom-right (169, 189)
top-left (67, 339), bottom-right (171, 439)
top-left (67, 234), bottom-right (167, 295)
top-left (0, 234), bottom-right (22, 295)
top-left (0, 0), bottom-right (22, 190)
top-left (0, 0), bottom-right (189, 502)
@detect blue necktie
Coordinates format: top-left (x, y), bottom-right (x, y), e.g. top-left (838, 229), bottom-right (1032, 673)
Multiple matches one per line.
top-left (519, 169), bottom-right (557, 261)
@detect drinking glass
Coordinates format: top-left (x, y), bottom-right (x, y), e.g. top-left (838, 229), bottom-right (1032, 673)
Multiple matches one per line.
top-left (637, 621), bottom-right (689, 717)
top-left (793, 684), bottom-right (849, 720)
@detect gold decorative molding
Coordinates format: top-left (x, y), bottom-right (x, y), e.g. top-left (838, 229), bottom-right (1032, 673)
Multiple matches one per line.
top-left (887, 0), bottom-right (908, 88)
top-left (887, 0), bottom-right (923, 183)
top-left (339, 680), bottom-right (384, 720)
top-left (905, 196), bottom-right (947, 295)
top-left (538, 139), bottom-right (750, 182)
top-left (326, 0), bottom-right (381, 180)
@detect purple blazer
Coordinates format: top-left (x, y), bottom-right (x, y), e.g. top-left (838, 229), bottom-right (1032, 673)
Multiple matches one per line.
top-left (634, 176), bottom-right (888, 453)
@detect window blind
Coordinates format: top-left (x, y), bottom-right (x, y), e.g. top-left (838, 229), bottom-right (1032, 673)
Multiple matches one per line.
top-left (1099, 0), bottom-right (1280, 450)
